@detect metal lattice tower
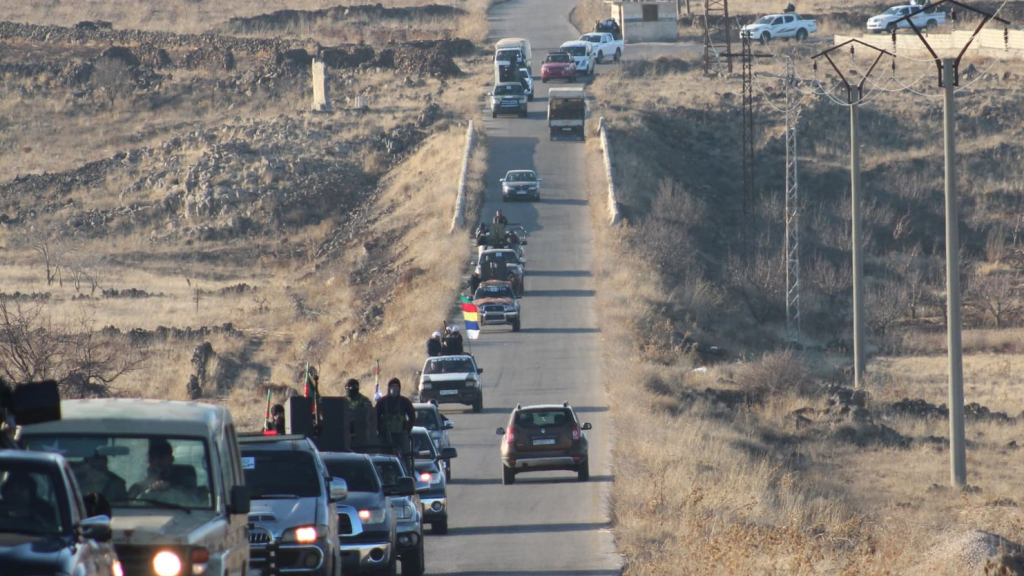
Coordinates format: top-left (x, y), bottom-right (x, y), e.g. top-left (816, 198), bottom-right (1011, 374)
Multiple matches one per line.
top-left (740, 36), bottom-right (754, 218)
top-left (702, 0), bottom-right (733, 73)
top-left (783, 58), bottom-right (801, 342)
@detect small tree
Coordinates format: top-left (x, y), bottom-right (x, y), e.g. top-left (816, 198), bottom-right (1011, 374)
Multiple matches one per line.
top-left (968, 270), bottom-right (1020, 328)
top-left (30, 235), bottom-right (67, 287)
top-left (91, 57), bottom-right (133, 109)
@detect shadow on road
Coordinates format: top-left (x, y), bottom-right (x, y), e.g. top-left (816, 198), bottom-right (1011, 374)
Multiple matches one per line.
top-left (439, 571), bottom-right (620, 576)
top-left (540, 198), bottom-right (588, 206)
top-left (523, 289), bottom-right (596, 298)
top-left (445, 521), bottom-right (611, 537)
top-left (518, 327), bottom-right (600, 334)
top-left (448, 477), bottom-right (503, 486)
top-left (515, 475), bottom-right (613, 484)
top-left (526, 269), bottom-right (592, 277)
top-left (573, 405), bottom-right (609, 413)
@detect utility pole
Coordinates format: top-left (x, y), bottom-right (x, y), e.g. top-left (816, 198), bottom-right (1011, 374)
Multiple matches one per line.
top-left (893, 0), bottom-right (1009, 488)
top-left (813, 40), bottom-right (892, 388)
top-left (783, 58), bottom-right (800, 342)
top-left (702, 0), bottom-right (733, 73)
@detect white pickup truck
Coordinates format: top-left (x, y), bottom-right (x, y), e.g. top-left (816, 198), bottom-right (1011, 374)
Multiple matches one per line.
top-left (867, 4), bottom-right (947, 33)
top-left (740, 13), bottom-right (817, 43)
top-left (578, 32), bottom-right (622, 64)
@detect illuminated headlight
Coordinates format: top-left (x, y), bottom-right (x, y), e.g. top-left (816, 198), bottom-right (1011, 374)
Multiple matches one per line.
top-left (395, 504), bottom-right (415, 520)
top-left (282, 524), bottom-right (326, 543)
top-left (153, 551), bottom-right (182, 576)
top-left (112, 560), bottom-right (125, 576)
top-left (419, 471), bottom-right (442, 484)
top-left (358, 508), bottom-right (387, 525)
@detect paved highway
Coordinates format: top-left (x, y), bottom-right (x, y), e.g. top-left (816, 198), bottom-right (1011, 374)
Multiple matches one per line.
top-left (422, 0), bottom-right (621, 574)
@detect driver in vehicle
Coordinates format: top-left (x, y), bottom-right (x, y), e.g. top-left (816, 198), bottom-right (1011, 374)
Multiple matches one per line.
top-left (77, 454), bottom-right (128, 503)
top-left (128, 439), bottom-right (196, 501)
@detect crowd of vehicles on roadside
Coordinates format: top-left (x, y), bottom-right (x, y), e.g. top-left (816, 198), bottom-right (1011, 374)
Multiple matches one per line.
top-left (740, 1), bottom-right (948, 43)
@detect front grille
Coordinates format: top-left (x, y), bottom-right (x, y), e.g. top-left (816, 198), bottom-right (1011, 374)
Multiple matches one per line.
top-left (250, 530), bottom-right (272, 544)
top-left (483, 305), bottom-right (504, 313)
top-left (338, 513), bottom-right (354, 535)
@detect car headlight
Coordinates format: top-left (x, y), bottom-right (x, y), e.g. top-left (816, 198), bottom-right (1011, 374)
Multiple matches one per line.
top-left (420, 382), bottom-right (433, 390)
top-left (281, 524), bottom-right (327, 543)
top-left (112, 560), bottom-right (125, 576)
top-left (419, 471), bottom-right (442, 485)
top-left (465, 378), bottom-right (479, 388)
top-left (358, 508), bottom-right (387, 525)
top-left (153, 551), bottom-right (182, 576)
top-left (395, 504), bottom-right (415, 520)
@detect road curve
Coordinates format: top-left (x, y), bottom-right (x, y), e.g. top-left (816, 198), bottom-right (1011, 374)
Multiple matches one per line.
top-left (422, 0), bottom-right (620, 574)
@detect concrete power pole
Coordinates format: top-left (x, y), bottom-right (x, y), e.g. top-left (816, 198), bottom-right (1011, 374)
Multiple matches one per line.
top-left (813, 40), bottom-right (892, 388)
top-left (893, 0), bottom-right (1009, 487)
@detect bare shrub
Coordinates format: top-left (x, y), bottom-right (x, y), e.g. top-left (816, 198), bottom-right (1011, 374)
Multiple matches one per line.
top-left (968, 269), bottom-right (1020, 328)
top-left (91, 57), bottom-right (134, 109)
top-left (807, 253), bottom-right (851, 309)
top-left (29, 235), bottom-right (67, 287)
top-left (0, 298), bottom-right (140, 397)
top-left (986, 225), bottom-right (1008, 264)
top-left (735, 349), bottom-right (811, 398)
top-left (726, 233), bottom-right (785, 325)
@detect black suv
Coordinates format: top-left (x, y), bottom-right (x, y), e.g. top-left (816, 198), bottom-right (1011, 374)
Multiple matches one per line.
top-left (410, 426), bottom-right (456, 534)
top-left (371, 455), bottom-right (426, 576)
top-left (239, 435), bottom-right (346, 576)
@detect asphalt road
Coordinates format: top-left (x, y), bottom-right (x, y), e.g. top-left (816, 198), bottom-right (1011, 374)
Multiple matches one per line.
top-left (421, 0), bottom-right (621, 574)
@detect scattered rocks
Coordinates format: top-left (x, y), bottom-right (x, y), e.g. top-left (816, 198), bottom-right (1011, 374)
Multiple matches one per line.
top-left (101, 288), bottom-right (161, 298)
top-left (224, 4), bottom-right (467, 34)
top-left (0, 291), bottom-right (52, 301)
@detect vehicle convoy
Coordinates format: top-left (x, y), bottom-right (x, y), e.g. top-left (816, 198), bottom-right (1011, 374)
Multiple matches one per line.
top-left (413, 402), bottom-right (454, 479)
top-left (409, 427), bottom-right (457, 535)
top-left (540, 51), bottom-right (576, 83)
top-left (473, 280), bottom-right (522, 332)
top-left (496, 402), bottom-right (593, 485)
top-left (417, 354), bottom-right (485, 412)
top-left (239, 435), bottom-right (343, 576)
top-left (0, 449), bottom-right (122, 576)
top-left (476, 248), bottom-right (526, 295)
top-left (489, 82), bottom-right (528, 118)
top-left (370, 455), bottom-right (425, 576)
top-left (740, 13), bottom-right (818, 43)
top-left (495, 37), bottom-right (532, 69)
top-left (578, 32), bottom-right (622, 63)
top-left (867, 4), bottom-right (946, 32)
top-left (21, 399), bottom-right (252, 576)
top-left (321, 452), bottom-right (400, 576)
top-left (547, 87), bottom-right (586, 140)
top-left (500, 169), bottom-right (541, 202)
top-left (559, 41), bottom-right (596, 76)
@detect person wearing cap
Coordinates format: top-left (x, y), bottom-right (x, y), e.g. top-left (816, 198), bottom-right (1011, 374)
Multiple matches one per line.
top-left (344, 379), bottom-right (376, 448)
top-left (443, 326), bottom-right (464, 355)
top-left (426, 331), bottom-right (443, 357)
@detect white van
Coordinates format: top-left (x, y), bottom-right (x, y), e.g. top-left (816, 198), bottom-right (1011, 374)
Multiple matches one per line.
top-left (495, 37), bottom-right (532, 70)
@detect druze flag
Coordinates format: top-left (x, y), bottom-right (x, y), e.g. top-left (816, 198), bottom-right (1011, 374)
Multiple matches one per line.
top-left (460, 297), bottom-right (481, 340)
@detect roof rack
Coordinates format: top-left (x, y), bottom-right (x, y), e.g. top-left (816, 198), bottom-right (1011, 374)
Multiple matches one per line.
top-left (516, 403), bottom-right (522, 410)
top-left (563, 401), bottom-right (569, 408)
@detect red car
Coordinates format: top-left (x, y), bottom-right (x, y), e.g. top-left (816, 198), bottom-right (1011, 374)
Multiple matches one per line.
top-left (541, 51), bottom-right (576, 83)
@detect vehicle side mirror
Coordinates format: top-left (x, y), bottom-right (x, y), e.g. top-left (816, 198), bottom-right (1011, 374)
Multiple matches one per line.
top-left (79, 515), bottom-right (112, 543)
top-left (499, 178), bottom-right (505, 182)
top-left (330, 478), bottom-right (349, 502)
top-left (443, 419), bottom-right (454, 430)
top-left (487, 92), bottom-right (493, 96)
top-left (440, 447), bottom-right (458, 459)
top-left (521, 240), bottom-right (528, 245)
top-left (582, 422), bottom-right (593, 430)
top-left (229, 485), bottom-right (250, 514)
top-left (396, 476), bottom-right (416, 497)
top-left (496, 427), bottom-right (505, 435)
top-left (477, 367), bottom-right (484, 374)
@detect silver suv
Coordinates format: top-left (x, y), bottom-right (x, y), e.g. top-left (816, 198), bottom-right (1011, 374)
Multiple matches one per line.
top-left (490, 82), bottom-right (528, 118)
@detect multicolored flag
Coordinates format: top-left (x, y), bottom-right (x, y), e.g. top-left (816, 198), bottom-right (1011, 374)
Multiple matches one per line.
top-left (460, 297), bottom-right (481, 340)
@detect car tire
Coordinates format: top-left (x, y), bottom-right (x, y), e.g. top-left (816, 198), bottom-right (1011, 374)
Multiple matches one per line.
top-left (472, 397), bottom-right (483, 413)
top-left (400, 540), bottom-right (425, 576)
top-left (519, 110), bottom-right (527, 118)
top-left (760, 32), bottom-right (771, 44)
top-left (795, 28), bottom-right (808, 41)
top-left (596, 51), bottom-right (603, 64)
top-left (578, 460), bottom-right (590, 482)
top-left (528, 93), bottom-right (534, 102)
top-left (502, 464), bottom-right (516, 485)
top-left (926, 19), bottom-right (937, 30)
top-left (614, 48), bottom-right (621, 62)
top-left (444, 459), bottom-right (452, 481)
top-left (511, 318), bottom-right (521, 332)
top-left (570, 74), bottom-right (576, 82)
top-left (491, 110), bottom-right (497, 118)
top-left (886, 22), bottom-right (896, 34)
top-left (432, 519), bottom-right (449, 535)
top-left (542, 78), bottom-right (548, 83)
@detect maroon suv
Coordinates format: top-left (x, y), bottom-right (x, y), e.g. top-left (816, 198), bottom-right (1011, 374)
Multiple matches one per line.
top-left (495, 402), bottom-right (592, 485)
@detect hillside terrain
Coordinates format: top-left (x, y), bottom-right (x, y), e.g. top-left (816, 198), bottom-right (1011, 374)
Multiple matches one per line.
top-left (575, 2), bottom-right (1024, 574)
top-left (0, 1), bottom-right (491, 424)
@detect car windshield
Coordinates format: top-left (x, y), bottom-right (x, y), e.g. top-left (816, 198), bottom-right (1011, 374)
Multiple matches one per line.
top-left (507, 171), bottom-right (537, 182)
top-left (415, 408), bottom-right (443, 431)
top-left (372, 460), bottom-right (406, 487)
top-left (323, 459), bottom-right (380, 493)
top-left (494, 84), bottom-right (523, 95)
top-left (0, 464), bottom-right (68, 536)
top-left (562, 45), bottom-right (586, 56)
top-left (481, 251), bottom-right (519, 263)
top-left (475, 285), bottom-right (516, 300)
top-left (514, 409), bottom-right (574, 429)
top-left (240, 450), bottom-right (322, 499)
top-left (756, 15), bottom-right (774, 24)
top-left (581, 34), bottom-right (601, 42)
top-left (884, 7), bottom-right (902, 14)
top-left (546, 53), bottom-right (571, 63)
top-left (412, 432), bottom-right (438, 458)
top-left (423, 358), bottom-right (476, 374)
top-left (22, 434), bottom-right (213, 510)
top-left (496, 49), bottom-right (521, 62)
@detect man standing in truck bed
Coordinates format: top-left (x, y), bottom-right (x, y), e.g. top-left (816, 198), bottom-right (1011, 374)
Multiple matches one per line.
top-left (376, 378), bottom-right (417, 472)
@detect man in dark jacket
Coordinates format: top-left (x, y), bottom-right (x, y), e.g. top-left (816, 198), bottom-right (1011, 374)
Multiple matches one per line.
top-left (443, 326), bottom-right (464, 355)
top-left (427, 331), bottom-right (443, 356)
top-left (469, 271), bottom-right (482, 294)
top-left (376, 378), bottom-right (417, 471)
top-left (344, 379), bottom-right (376, 448)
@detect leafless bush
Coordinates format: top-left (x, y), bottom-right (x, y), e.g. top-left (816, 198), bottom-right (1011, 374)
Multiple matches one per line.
top-left (968, 269), bottom-right (1020, 328)
top-left (91, 57), bottom-right (133, 109)
top-left (807, 253), bottom-right (851, 309)
top-left (29, 235), bottom-right (67, 287)
top-left (736, 349), bottom-right (812, 398)
top-left (0, 298), bottom-right (140, 397)
top-left (986, 225), bottom-right (1009, 264)
top-left (866, 277), bottom-right (908, 352)
top-left (726, 233), bottom-right (785, 325)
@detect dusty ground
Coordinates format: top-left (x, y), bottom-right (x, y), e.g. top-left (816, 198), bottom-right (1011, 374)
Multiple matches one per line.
top-left (580, 15), bottom-right (1024, 576)
top-left (0, 1), bottom-right (495, 429)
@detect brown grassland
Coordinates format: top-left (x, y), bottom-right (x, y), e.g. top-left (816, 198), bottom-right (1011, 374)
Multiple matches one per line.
top-left (575, 0), bottom-right (1024, 572)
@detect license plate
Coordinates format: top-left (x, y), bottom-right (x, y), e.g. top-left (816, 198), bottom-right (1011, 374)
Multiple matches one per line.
top-left (533, 438), bottom-right (556, 446)
top-left (517, 190), bottom-right (527, 195)
top-left (251, 570), bottom-right (263, 576)
top-left (440, 389), bottom-right (459, 395)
